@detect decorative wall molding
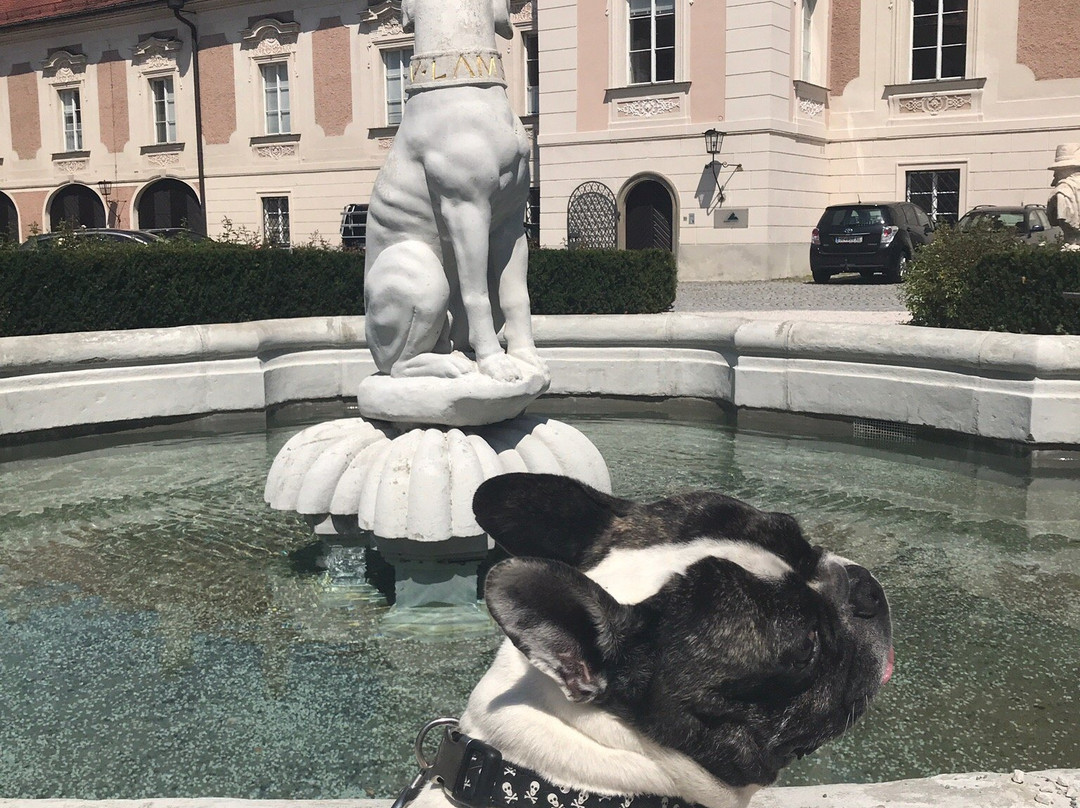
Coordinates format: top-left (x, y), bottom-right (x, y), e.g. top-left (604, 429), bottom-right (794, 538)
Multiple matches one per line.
top-left (254, 143), bottom-right (298, 159)
top-left (133, 36), bottom-right (181, 72)
top-left (146, 151), bottom-right (181, 168)
top-left (616, 96), bottom-right (680, 118)
top-left (798, 97), bottom-right (825, 118)
top-left (377, 137), bottom-right (394, 150)
top-left (362, 0), bottom-right (407, 39)
top-left (42, 50), bottom-right (86, 83)
top-left (54, 158), bottom-right (89, 174)
top-left (896, 93), bottom-right (973, 115)
top-left (510, 0), bottom-right (535, 25)
top-left (241, 18), bottom-right (300, 55)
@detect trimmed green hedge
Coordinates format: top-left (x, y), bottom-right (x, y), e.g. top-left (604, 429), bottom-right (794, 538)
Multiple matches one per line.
top-left (901, 226), bottom-right (1080, 335)
top-left (0, 243), bottom-right (676, 337)
top-left (0, 243), bottom-right (365, 338)
top-left (528, 248), bottom-right (676, 315)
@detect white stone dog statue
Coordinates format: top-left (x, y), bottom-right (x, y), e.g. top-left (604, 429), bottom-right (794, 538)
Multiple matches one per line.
top-left (363, 0), bottom-right (548, 395)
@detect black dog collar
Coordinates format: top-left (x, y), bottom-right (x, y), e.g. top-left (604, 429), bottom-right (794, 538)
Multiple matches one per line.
top-left (403, 719), bottom-right (706, 808)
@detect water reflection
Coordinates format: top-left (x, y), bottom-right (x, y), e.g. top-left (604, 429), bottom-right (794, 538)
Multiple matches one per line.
top-left (0, 408), bottom-right (1077, 797)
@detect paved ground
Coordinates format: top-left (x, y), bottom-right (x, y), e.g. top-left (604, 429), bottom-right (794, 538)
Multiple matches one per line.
top-left (674, 277), bottom-right (909, 324)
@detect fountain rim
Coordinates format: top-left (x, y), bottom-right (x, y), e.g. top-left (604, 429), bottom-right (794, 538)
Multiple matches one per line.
top-left (1, 312), bottom-right (1080, 447)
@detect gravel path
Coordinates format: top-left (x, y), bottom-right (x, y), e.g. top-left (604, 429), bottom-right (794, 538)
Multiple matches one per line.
top-left (674, 278), bottom-right (909, 324)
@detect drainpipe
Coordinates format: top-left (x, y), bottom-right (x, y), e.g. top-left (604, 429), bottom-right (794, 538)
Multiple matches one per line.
top-left (167, 0), bottom-right (207, 234)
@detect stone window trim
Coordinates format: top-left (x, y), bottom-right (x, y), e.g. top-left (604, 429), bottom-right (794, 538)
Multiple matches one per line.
top-left (51, 150), bottom-right (90, 161)
top-left (604, 80), bottom-right (691, 102)
top-left (241, 17), bottom-right (301, 55)
top-left (140, 142), bottom-right (185, 155)
top-left (132, 36), bottom-right (181, 74)
top-left (367, 125), bottom-right (400, 139)
top-left (362, 0), bottom-right (410, 42)
top-left (249, 133), bottom-right (301, 147)
top-left (883, 76), bottom-right (986, 96)
top-left (42, 49), bottom-right (87, 83)
top-left (892, 0), bottom-right (979, 85)
top-left (793, 80), bottom-right (829, 103)
top-left (608, 0), bottom-right (689, 89)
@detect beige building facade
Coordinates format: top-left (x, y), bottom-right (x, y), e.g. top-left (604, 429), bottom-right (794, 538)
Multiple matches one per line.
top-left (1, 0), bottom-right (1078, 281)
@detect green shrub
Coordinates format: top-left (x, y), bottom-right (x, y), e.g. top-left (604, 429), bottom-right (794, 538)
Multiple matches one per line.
top-left (528, 248), bottom-right (676, 314)
top-left (0, 241), bottom-right (365, 337)
top-left (0, 243), bottom-right (676, 337)
top-left (901, 225), bottom-right (1080, 334)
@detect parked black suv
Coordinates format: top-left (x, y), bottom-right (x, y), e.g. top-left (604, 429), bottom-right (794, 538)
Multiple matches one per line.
top-left (957, 204), bottom-right (1063, 245)
top-left (810, 201), bottom-right (935, 283)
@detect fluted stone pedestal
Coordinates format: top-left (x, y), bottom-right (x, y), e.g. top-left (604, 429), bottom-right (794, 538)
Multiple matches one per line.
top-left (265, 411), bottom-right (610, 634)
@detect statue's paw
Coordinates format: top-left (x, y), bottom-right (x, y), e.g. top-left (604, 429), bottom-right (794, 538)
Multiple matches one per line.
top-left (390, 351), bottom-right (478, 379)
top-left (509, 347), bottom-right (549, 377)
top-left (478, 352), bottom-right (524, 383)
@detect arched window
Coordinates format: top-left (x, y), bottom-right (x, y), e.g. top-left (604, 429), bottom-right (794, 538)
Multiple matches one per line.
top-left (0, 192), bottom-right (18, 242)
top-left (137, 178), bottom-right (204, 233)
top-left (49, 185), bottom-right (105, 230)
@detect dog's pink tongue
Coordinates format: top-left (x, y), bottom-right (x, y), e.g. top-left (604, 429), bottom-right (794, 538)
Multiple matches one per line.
top-left (881, 647), bottom-right (895, 685)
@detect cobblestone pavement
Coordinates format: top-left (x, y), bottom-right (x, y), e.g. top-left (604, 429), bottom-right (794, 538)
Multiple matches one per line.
top-left (674, 277), bottom-right (909, 323)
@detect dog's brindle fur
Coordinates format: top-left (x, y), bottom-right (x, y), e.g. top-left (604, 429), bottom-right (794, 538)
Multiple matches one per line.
top-left (406, 473), bottom-right (892, 808)
top-left (363, 0), bottom-right (545, 383)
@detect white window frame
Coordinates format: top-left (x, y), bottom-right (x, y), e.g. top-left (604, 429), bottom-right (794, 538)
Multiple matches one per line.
top-left (799, 0), bottom-right (828, 85)
top-left (523, 32), bottom-right (539, 115)
top-left (58, 87), bottom-right (83, 152)
top-left (910, 0), bottom-right (970, 82)
top-left (383, 47), bottom-right (412, 126)
top-left (261, 195), bottom-right (291, 246)
top-left (149, 76), bottom-right (177, 144)
top-left (628, 0), bottom-right (676, 86)
top-left (261, 61), bottom-right (291, 135)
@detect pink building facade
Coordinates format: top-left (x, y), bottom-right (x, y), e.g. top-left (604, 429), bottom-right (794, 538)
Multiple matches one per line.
top-left (1, 0), bottom-right (1079, 280)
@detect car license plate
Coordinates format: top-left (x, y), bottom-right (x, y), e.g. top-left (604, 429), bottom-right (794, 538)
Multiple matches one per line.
top-left (834, 235), bottom-right (863, 244)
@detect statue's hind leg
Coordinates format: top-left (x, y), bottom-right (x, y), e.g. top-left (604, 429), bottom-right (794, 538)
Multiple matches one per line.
top-left (364, 240), bottom-right (475, 378)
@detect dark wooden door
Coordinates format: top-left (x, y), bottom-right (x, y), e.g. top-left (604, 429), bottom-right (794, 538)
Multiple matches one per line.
top-left (625, 180), bottom-right (673, 251)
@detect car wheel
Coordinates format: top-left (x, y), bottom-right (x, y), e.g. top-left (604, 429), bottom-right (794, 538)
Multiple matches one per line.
top-left (812, 268), bottom-right (831, 284)
top-left (885, 252), bottom-right (908, 283)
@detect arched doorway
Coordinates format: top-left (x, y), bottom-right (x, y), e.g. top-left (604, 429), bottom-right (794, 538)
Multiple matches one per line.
top-left (0, 192), bottom-right (17, 243)
top-left (137, 178), bottom-right (204, 233)
top-left (49, 184), bottom-right (106, 230)
top-left (623, 179), bottom-right (674, 251)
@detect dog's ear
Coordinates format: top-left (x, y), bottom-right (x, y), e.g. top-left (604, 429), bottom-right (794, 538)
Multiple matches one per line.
top-left (485, 557), bottom-right (633, 702)
top-left (493, 0), bottom-right (513, 39)
top-left (473, 473), bottom-right (632, 566)
top-left (401, 0), bottom-right (415, 33)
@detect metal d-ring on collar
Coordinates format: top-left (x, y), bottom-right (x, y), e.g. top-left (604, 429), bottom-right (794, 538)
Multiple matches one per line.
top-left (391, 718), bottom-right (707, 808)
top-left (393, 717), bottom-right (505, 808)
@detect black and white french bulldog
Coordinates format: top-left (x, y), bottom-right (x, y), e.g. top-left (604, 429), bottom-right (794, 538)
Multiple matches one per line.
top-left (410, 473), bottom-right (893, 808)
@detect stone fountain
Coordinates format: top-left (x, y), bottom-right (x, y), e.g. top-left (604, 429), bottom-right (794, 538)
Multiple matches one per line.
top-left (265, 0), bottom-right (609, 627)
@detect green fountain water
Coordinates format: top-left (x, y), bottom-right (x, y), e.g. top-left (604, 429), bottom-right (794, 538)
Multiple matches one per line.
top-left (1, 403), bottom-right (1077, 798)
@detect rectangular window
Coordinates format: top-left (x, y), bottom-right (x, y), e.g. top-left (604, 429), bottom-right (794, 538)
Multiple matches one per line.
top-left (384, 48), bottom-right (413, 126)
top-left (262, 196), bottom-right (291, 246)
top-left (911, 0), bottom-right (967, 81)
top-left (524, 33), bottom-right (539, 114)
top-left (907, 169), bottom-right (961, 223)
top-left (629, 0), bottom-right (675, 84)
top-left (801, 0), bottom-right (817, 82)
top-left (59, 88), bottom-right (82, 151)
top-left (150, 76), bottom-right (177, 144)
top-left (261, 62), bottom-right (291, 135)
top-left (526, 187), bottom-right (540, 244)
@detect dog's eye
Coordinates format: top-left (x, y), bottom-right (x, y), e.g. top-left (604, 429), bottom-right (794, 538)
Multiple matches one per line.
top-left (791, 630), bottom-right (818, 669)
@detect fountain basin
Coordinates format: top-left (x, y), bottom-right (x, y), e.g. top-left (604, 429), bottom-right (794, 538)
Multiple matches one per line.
top-left (2, 314), bottom-right (1079, 445)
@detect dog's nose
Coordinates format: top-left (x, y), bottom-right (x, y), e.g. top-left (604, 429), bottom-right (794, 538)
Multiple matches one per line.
top-left (846, 564), bottom-right (885, 619)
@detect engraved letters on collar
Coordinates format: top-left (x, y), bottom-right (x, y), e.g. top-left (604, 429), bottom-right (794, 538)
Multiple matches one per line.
top-left (407, 50), bottom-right (507, 93)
